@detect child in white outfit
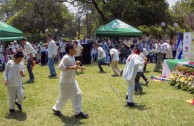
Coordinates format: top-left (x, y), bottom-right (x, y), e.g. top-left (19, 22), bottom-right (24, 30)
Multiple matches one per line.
top-left (4, 51), bottom-right (25, 112)
top-left (52, 42), bottom-right (88, 118)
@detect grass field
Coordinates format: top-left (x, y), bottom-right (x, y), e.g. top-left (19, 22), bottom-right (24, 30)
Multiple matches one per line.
top-left (0, 63), bottom-right (194, 126)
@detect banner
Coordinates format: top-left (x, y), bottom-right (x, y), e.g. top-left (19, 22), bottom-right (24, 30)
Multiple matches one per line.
top-left (183, 32), bottom-right (191, 60)
top-left (182, 32), bottom-right (194, 61)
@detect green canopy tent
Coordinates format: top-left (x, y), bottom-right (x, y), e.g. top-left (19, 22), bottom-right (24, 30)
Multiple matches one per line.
top-left (95, 19), bottom-right (143, 37)
top-left (0, 20), bottom-right (24, 41)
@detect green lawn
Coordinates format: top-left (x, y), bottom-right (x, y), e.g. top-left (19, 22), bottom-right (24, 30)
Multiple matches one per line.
top-left (0, 63), bottom-right (194, 126)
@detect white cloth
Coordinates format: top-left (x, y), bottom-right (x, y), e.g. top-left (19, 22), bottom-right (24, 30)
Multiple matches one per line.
top-left (24, 42), bottom-right (36, 58)
top-left (97, 47), bottom-right (106, 60)
top-left (110, 48), bottom-right (119, 61)
top-left (75, 44), bottom-right (83, 57)
top-left (123, 54), bottom-right (144, 81)
top-left (48, 40), bottom-right (58, 58)
top-left (4, 60), bottom-right (25, 87)
top-left (53, 54), bottom-right (82, 114)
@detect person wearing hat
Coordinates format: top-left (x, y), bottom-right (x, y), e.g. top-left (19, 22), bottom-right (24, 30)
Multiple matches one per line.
top-left (21, 38), bottom-right (36, 83)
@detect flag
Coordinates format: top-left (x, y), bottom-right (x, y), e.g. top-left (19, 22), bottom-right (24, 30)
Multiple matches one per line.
top-left (175, 32), bottom-right (183, 59)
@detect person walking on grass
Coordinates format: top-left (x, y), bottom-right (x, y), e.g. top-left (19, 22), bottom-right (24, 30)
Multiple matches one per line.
top-left (52, 42), bottom-right (88, 118)
top-left (4, 51), bottom-right (25, 113)
top-left (123, 47), bottom-right (144, 107)
top-left (21, 38), bottom-right (36, 83)
top-left (94, 42), bottom-right (109, 73)
top-left (47, 34), bottom-right (58, 78)
top-left (109, 45), bottom-right (123, 77)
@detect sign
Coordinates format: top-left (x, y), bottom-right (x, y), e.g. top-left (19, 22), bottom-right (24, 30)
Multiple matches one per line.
top-left (183, 32), bottom-right (194, 61)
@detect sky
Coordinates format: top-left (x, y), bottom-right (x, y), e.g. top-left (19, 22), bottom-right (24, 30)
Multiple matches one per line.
top-left (65, 0), bottom-right (180, 14)
top-left (167, 0), bottom-right (179, 7)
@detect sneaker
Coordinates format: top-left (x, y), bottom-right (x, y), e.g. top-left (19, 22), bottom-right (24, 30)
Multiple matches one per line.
top-left (27, 79), bottom-right (34, 83)
top-left (53, 109), bottom-right (62, 116)
top-left (48, 74), bottom-right (57, 78)
top-left (9, 109), bottom-right (15, 113)
top-left (120, 70), bottom-right (123, 76)
top-left (75, 112), bottom-right (89, 119)
top-left (127, 102), bottom-right (135, 107)
top-left (15, 102), bottom-right (22, 111)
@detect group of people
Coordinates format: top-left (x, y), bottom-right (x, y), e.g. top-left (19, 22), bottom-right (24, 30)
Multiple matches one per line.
top-left (3, 35), bottom-right (179, 118)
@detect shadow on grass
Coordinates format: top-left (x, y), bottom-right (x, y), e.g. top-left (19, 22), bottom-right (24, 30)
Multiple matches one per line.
top-left (5, 111), bottom-right (27, 121)
top-left (144, 71), bottom-right (151, 73)
top-left (55, 114), bottom-right (85, 126)
top-left (125, 104), bottom-right (151, 111)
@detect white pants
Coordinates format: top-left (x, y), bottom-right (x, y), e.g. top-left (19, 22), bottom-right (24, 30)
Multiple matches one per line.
top-left (7, 85), bottom-right (24, 109)
top-left (53, 81), bottom-right (82, 115)
top-left (127, 80), bottom-right (135, 103)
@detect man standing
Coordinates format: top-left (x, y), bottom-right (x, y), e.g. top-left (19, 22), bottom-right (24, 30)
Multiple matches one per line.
top-left (161, 41), bottom-right (169, 60)
top-left (74, 41), bottom-right (83, 73)
top-left (47, 34), bottom-right (58, 77)
top-left (109, 46), bottom-right (123, 76)
top-left (21, 38), bottom-right (36, 83)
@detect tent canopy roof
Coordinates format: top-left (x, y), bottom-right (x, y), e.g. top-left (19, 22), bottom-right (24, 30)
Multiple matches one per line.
top-left (95, 19), bottom-right (142, 37)
top-left (0, 20), bottom-right (23, 41)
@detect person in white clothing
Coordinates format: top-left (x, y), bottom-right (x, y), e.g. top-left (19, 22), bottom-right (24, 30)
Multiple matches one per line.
top-left (21, 38), bottom-right (36, 83)
top-left (4, 51), bottom-right (25, 112)
top-left (109, 46), bottom-right (123, 76)
top-left (161, 41), bottom-right (169, 60)
top-left (123, 47), bottom-right (144, 107)
top-left (94, 43), bottom-right (109, 73)
top-left (47, 34), bottom-right (58, 77)
top-left (52, 42), bottom-right (88, 118)
top-left (74, 41), bottom-right (83, 73)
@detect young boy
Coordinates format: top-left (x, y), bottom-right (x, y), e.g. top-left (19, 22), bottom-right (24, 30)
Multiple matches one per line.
top-left (4, 51), bottom-right (25, 112)
top-left (123, 47), bottom-right (144, 107)
top-left (52, 42), bottom-right (88, 118)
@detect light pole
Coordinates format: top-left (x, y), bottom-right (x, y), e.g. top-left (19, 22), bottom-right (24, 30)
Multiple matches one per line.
top-left (55, 28), bottom-right (58, 41)
top-left (161, 22), bottom-right (166, 40)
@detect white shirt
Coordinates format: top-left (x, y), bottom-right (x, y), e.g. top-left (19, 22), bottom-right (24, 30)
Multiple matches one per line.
top-left (110, 48), bottom-right (119, 61)
top-left (161, 42), bottom-right (169, 53)
top-left (143, 48), bottom-right (149, 56)
top-left (60, 41), bottom-right (66, 53)
top-left (97, 47), bottom-right (106, 60)
top-left (24, 42), bottom-right (36, 58)
top-left (123, 54), bottom-right (144, 81)
top-left (75, 44), bottom-right (83, 57)
top-left (4, 60), bottom-right (25, 87)
top-left (40, 45), bottom-right (46, 52)
top-left (58, 54), bottom-right (76, 83)
top-left (138, 53), bottom-right (145, 72)
top-left (48, 40), bottom-right (58, 58)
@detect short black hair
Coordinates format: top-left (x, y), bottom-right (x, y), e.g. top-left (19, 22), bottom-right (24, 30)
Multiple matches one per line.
top-left (47, 34), bottom-right (53, 37)
top-left (65, 42), bottom-right (74, 53)
top-left (14, 51), bottom-right (24, 58)
top-left (21, 37), bottom-right (27, 41)
top-left (109, 45), bottom-right (113, 49)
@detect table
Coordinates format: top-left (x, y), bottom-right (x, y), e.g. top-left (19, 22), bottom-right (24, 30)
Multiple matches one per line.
top-left (162, 59), bottom-right (188, 78)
